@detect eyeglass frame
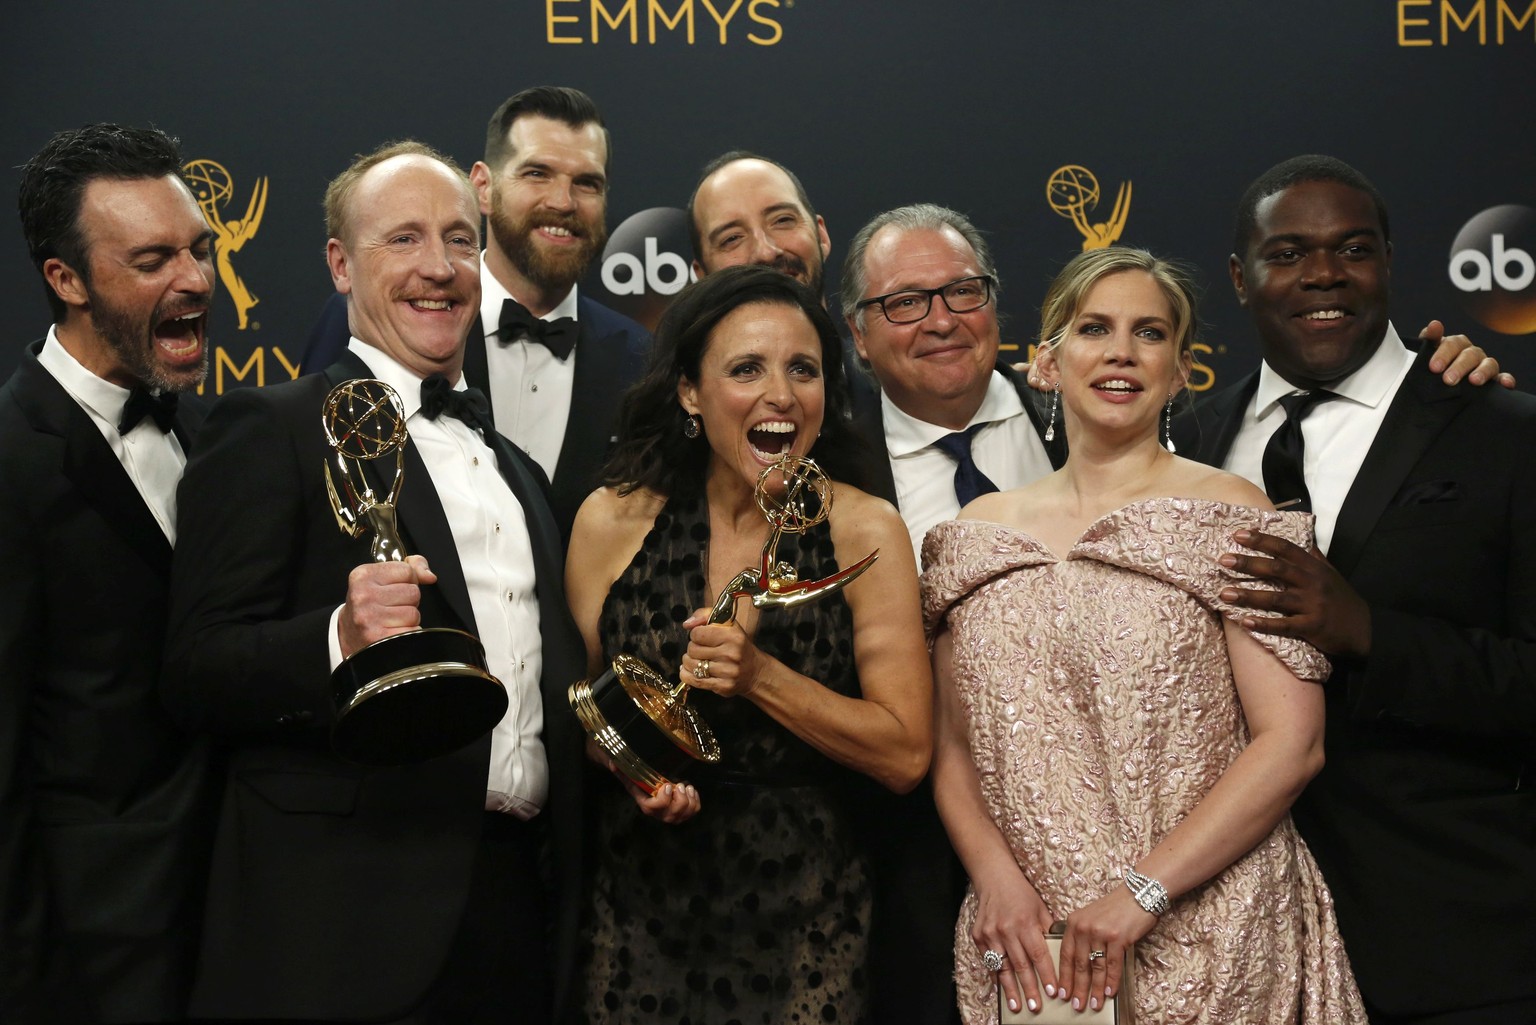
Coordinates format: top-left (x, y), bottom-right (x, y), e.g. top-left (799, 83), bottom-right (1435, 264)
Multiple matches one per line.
top-left (853, 274), bottom-right (996, 325)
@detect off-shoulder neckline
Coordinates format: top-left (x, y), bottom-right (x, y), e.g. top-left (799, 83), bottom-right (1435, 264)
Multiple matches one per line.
top-left (932, 496), bottom-right (1301, 562)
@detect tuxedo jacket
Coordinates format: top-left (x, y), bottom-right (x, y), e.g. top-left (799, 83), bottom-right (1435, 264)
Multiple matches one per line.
top-left (842, 358), bottom-right (1065, 1025)
top-left (1170, 344), bottom-right (1536, 1016)
top-left (0, 341), bottom-right (214, 1023)
top-left (161, 351), bottom-right (587, 1022)
top-left (301, 291), bottom-right (650, 538)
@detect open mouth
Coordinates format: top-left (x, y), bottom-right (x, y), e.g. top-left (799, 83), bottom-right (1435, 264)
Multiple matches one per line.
top-left (1092, 378), bottom-right (1142, 396)
top-left (1297, 306), bottom-right (1351, 323)
top-left (153, 308), bottom-right (207, 364)
top-left (748, 420), bottom-right (798, 461)
top-left (409, 298), bottom-right (457, 312)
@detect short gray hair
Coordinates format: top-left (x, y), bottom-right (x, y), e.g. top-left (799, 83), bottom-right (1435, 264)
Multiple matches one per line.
top-left (839, 203), bottom-right (999, 330)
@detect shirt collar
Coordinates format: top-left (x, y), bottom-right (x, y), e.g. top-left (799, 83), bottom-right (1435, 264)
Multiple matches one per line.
top-left (37, 324), bottom-right (135, 425)
top-left (881, 369), bottom-right (1025, 457)
top-left (1254, 321), bottom-right (1412, 417)
top-left (479, 251), bottom-right (579, 340)
top-left (347, 338), bottom-right (466, 422)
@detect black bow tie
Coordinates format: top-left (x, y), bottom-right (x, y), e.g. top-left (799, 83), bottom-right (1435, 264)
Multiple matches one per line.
top-left (419, 374), bottom-right (493, 435)
top-left (497, 297), bottom-right (578, 360)
top-left (118, 386), bottom-right (178, 435)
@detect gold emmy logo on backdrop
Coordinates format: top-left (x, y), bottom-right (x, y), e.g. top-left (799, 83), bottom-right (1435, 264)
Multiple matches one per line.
top-left (183, 159), bottom-right (268, 330)
top-left (1047, 165), bottom-right (1131, 251)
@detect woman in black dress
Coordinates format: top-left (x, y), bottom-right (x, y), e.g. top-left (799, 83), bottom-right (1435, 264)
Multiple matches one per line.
top-left (566, 266), bottom-right (931, 1025)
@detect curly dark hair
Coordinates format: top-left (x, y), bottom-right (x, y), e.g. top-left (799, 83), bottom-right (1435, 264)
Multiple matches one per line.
top-left (602, 265), bottom-right (872, 498)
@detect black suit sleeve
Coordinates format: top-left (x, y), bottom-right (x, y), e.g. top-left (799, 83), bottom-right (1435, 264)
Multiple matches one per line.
top-left (163, 386), bottom-right (341, 738)
top-left (1336, 397), bottom-right (1536, 743)
top-left (0, 445), bottom-right (53, 1010)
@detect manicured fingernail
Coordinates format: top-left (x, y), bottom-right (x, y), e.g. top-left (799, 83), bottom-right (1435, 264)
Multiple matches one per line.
top-left (1219, 554), bottom-right (1237, 568)
top-left (660, 784), bottom-right (672, 796)
top-left (1008, 998), bottom-right (1019, 1011)
top-left (1233, 530), bottom-right (1252, 541)
top-left (1044, 984), bottom-right (1056, 998)
top-left (1028, 997), bottom-right (1039, 1011)
top-left (1105, 985), bottom-right (1114, 996)
top-left (1073, 998), bottom-right (1081, 1010)
top-left (1091, 997), bottom-right (1100, 1010)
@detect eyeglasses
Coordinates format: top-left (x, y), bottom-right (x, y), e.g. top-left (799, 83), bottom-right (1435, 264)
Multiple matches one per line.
top-left (855, 275), bottom-right (995, 325)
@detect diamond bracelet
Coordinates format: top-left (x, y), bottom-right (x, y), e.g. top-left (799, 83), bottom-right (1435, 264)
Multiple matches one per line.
top-left (1124, 867), bottom-right (1170, 915)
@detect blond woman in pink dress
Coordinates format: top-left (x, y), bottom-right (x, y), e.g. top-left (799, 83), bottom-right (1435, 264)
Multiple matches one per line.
top-left (924, 248), bottom-right (1366, 1024)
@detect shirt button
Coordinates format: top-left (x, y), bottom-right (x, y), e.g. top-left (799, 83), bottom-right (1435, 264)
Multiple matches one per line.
top-left (472, 456), bottom-right (479, 466)
top-left (506, 590), bottom-right (515, 602)
top-left (531, 384), bottom-right (539, 392)
top-left (494, 523), bottom-right (501, 533)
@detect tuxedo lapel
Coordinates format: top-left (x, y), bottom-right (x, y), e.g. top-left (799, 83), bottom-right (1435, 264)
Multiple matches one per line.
top-left (552, 314), bottom-right (619, 507)
top-left (321, 355), bottom-right (478, 632)
top-left (1190, 371), bottom-right (1259, 468)
top-left (461, 321), bottom-right (491, 422)
top-left (12, 349), bottom-right (171, 576)
top-left (483, 428), bottom-right (563, 582)
top-left (1327, 351), bottom-right (1469, 577)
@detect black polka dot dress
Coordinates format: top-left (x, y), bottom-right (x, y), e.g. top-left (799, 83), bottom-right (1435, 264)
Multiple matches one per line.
top-left (579, 493), bottom-right (870, 1025)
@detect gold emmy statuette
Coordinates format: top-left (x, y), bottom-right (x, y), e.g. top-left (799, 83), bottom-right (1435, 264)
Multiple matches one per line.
top-left (1046, 164), bottom-right (1131, 252)
top-left (322, 379), bottom-right (508, 766)
top-left (569, 455), bottom-right (878, 794)
top-left (183, 158), bottom-right (267, 330)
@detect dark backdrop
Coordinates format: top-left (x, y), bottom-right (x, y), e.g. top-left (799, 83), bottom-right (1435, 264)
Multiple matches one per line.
top-left (4, 0), bottom-right (1533, 394)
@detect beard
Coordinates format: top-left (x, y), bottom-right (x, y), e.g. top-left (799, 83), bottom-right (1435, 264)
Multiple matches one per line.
top-left (766, 248), bottom-right (824, 298)
top-left (489, 189), bottom-right (608, 296)
top-left (87, 281), bottom-right (209, 393)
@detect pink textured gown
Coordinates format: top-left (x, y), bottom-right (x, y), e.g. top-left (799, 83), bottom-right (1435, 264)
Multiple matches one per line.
top-left (922, 499), bottom-right (1366, 1025)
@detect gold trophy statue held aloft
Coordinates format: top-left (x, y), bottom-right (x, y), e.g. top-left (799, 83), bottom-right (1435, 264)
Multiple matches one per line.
top-left (323, 378), bottom-right (508, 766)
top-left (569, 454), bottom-right (877, 794)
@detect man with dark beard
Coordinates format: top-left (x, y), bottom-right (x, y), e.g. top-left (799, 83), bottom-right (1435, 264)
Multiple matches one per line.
top-left (300, 87), bottom-right (650, 536)
top-left (0, 123), bottom-right (217, 1022)
top-left (687, 151), bottom-right (831, 299)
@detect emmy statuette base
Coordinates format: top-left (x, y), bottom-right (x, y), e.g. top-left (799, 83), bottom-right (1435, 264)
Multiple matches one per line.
top-left (569, 654), bottom-right (721, 795)
top-left (332, 627), bottom-right (508, 766)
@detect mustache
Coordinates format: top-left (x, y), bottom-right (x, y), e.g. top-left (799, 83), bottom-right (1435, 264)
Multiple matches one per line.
top-left (154, 297), bottom-right (211, 323)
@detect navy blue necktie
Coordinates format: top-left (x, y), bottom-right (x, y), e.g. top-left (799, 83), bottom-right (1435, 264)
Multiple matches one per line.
top-left (933, 423), bottom-right (1000, 507)
top-left (1262, 390), bottom-right (1335, 512)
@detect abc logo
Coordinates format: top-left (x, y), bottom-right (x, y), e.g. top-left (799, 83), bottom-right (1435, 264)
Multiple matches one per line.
top-left (593, 207), bottom-right (697, 330)
top-left (1448, 204), bottom-right (1536, 335)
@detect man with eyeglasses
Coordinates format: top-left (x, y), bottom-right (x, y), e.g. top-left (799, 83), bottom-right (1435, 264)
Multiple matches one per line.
top-left (842, 203), bottom-right (1064, 557)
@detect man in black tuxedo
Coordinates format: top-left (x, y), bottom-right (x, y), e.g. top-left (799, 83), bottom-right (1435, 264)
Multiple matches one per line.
top-left (300, 86), bottom-right (649, 538)
top-left (164, 141), bottom-right (586, 1024)
top-left (0, 123), bottom-right (216, 1023)
top-left (1171, 155), bottom-right (1536, 1025)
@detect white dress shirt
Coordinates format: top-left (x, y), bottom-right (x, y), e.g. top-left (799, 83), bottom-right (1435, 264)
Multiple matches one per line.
top-left (327, 341), bottom-right (548, 817)
top-left (37, 327), bottom-right (186, 543)
top-left (481, 255), bottom-right (578, 482)
top-left (884, 369), bottom-right (1056, 561)
top-left (1223, 323), bottom-right (1415, 555)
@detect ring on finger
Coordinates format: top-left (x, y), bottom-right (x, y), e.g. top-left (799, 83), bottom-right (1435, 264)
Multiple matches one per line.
top-left (693, 659), bottom-right (711, 680)
top-left (982, 949), bottom-right (1005, 973)
top-left (1088, 949), bottom-right (1106, 962)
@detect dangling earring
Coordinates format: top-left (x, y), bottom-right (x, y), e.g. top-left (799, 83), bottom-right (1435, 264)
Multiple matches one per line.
top-left (1163, 395), bottom-right (1176, 453)
top-left (683, 413), bottom-right (702, 439)
top-left (1044, 386), bottom-right (1059, 442)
